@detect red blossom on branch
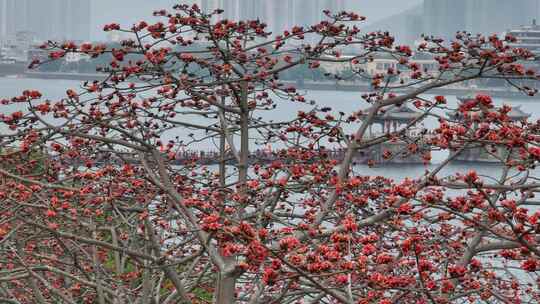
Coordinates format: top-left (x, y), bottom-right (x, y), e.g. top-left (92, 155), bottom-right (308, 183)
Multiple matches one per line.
top-left (0, 3), bottom-right (539, 304)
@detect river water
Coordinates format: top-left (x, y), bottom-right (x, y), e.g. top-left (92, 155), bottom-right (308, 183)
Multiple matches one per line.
top-left (3, 77), bottom-right (537, 294)
top-left (1, 77), bottom-right (540, 182)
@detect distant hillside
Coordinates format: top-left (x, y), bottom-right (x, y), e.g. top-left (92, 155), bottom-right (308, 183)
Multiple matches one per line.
top-left (363, 4), bottom-right (424, 45)
top-left (349, 0), bottom-right (423, 24)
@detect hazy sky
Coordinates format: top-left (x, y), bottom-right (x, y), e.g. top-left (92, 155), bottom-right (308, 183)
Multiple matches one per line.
top-left (90, 0), bottom-right (422, 40)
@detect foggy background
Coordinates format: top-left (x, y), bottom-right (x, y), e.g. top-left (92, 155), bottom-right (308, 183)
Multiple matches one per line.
top-left (0, 0), bottom-right (539, 45)
top-left (89, 0), bottom-right (422, 41)
top-left (90, 0), bottom-right (540, 44)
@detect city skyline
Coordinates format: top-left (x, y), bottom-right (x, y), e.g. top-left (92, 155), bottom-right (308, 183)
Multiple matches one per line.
top-left (200, 0), bottom-right (345, 35)
top-left (423, 0), bottom-right (539, 40)
top-left (90, 0), bottom-right (421, 41)
top-left (0, 0), bottom-right (537, 45)
top-left (0, 1), bottom-right (422, 42)
top-left (364, 0), bottom-right (540, 45)
top-left (0, 0), bottom-right (91, 41)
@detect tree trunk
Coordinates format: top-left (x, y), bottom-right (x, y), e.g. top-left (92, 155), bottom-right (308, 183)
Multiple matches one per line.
top-left (238, 81), bottom-right (249, 194)
top-left (215, 271), bottom-right (236, 304)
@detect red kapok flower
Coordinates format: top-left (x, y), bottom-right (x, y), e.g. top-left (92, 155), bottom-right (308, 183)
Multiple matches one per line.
top-left (476, 94), bottom-right (493, 107)
top-left (522, 258), bottom-right (538, 272)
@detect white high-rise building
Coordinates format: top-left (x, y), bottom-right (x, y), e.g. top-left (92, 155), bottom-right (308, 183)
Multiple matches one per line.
top-left (0, 0), bottom-right (6, 37)
top-left (219, 0), bottom-right (239, 20)
top-left (200, 0), bottom-right (350, 40)
top-left (69, 0), bottom-right (91, 41)
top-left (291, 0), bottom-right (345, 28)
top-left (423, 0), bottom-right (538, 40)
top-left (0, 0), bottom-right (90, 41)
top-left (2, 0), bottom-right (28, 37)
top-left (423, 0), bottom-right (467, 39)
top-left (239, 0), bottom-right (263, 21)
top-left (263, 1), bottom-right (294, 35)
top-left (465, 0), bottom-right (538, 35)
top-left (506, 19), bottom-right (540, 55)
top-left (201, 0), bottom-right (219, 12)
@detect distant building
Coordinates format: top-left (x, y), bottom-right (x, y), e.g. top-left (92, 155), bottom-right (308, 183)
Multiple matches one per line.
top-left (1, 31), bottom-right (36, 62)
top-left (65, 52), bottom-right (90, 63)
top-left (1, 0), bottom-right (29, 38)
top-left (423, 0), bottom-right (539, 40)
top-left (293, 0), bottom-right (345, 28)
top-left (505, 20), bottom-right (540, 79)
top-left (506, 20), bottom-right (540, 55)
top-left (423, 0), bottom-right (468, 40)
top-left (200, 0), bottom-right (219, 23)
top-left (326, 0), bottom-right (346, 14)
top-left (264, 1), bottom-right (294, 35)
top-left (364, 52), bottom-right (439, 81)
top-left (362, 4), bottom-right (424, 45)
top-left (404, 14), bottom-right (423, 44)
top-left (0, 0), bottom-right (90, 42)
top-left (201, 0), bottom-right (346, 39)
top-left (465, 0), bottom-right (538, 36)
top-left (239, 0), bottom-right (263, 21)
top-left (201, 0), bottom-right (218, 12)
top-left (219, 0), bottom-right (240, 20)
top-left (69, 0), bottom-right (91, 41)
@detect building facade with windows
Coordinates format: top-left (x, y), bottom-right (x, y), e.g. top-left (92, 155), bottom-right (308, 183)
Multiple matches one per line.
top-left (506, 20), bottom-right (540, 55)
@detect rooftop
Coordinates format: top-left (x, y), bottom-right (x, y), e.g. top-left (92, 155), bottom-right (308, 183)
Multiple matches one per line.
top-left (449, 97), bottom-right (531, 121)
top-left (370, 104), bottom-right (422, 122)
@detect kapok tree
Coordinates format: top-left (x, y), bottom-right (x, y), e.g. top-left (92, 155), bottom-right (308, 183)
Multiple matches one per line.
top-left (1, 3), bottom-right (540, 304)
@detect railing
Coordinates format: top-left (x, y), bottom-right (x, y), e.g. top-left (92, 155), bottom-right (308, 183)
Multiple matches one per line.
top-left (172, 149), bottom-right (348, 165)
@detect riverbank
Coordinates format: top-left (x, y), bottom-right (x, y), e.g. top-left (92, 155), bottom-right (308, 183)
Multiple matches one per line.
top-left (284, 81), bottom-right (539, 100)
top-left (11, 71), bottom-right (540, 100)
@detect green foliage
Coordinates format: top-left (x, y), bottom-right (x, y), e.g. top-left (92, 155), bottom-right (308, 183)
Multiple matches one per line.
top-left (280, 64), bottom-right (328, 81)
top-left (193, 287), bottom-right (213, 302)
top-left (38, 59), bottom-right (62, 72)
top-left (337, 67), bottom-right (360, 81)
top-left (0, 147), bottom-right (49, 176)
